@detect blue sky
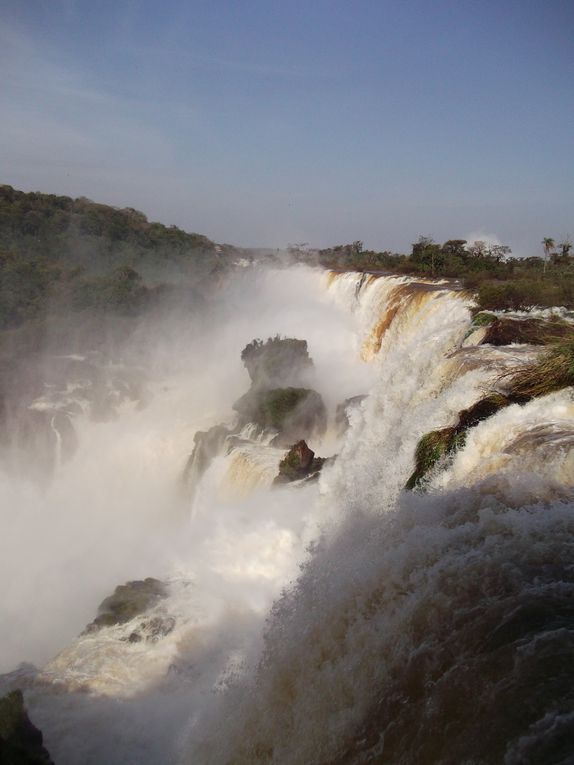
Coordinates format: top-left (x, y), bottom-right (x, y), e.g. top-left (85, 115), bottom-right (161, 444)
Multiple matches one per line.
top-left (1, 0), bottom-right (573, 254)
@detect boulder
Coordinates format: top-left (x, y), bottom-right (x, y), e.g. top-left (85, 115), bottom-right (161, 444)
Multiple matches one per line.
top-left (183, 424), bottom-right (231, 488)
top-left (233, 387), bottom-right (327, 446)
top-left (0, 690), bottom-right (54, 764)
top-left (240, 336), bottom-right (313, 389)
top-left (274, 440), bottom-right (326, 484)
top-left (84, 578), bottom-right (167, 633)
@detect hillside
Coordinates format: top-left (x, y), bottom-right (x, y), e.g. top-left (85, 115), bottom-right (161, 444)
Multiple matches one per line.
top-left (0, 185), bottom-right (236, 332)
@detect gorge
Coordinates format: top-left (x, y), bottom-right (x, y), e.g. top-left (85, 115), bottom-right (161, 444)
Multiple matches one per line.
top-left (1, 265), bottom-right (573, 764)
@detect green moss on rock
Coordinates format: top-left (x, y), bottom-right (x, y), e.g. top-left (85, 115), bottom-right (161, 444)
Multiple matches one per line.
top-left (472, 311), bottom-right (497, 327)
top-left (84, 578), bottom-right (167, 633)
top-left (233, 387), bottom-right (326, 444)
top-left (405, 427), bottom-right (464, 490)
top-left (406, 393), bottom-right (512, 490)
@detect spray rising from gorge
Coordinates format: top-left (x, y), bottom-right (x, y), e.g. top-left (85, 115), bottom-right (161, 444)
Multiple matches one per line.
top-left (1, 264), bottom-right (573, 764)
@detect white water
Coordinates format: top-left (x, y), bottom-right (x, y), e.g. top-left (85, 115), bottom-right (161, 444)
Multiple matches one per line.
top-left (1, 266), bottom-right (573, 764)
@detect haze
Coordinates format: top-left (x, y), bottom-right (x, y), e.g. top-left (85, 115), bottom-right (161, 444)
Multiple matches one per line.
top-left (1, 0), bottom-right (573, 256)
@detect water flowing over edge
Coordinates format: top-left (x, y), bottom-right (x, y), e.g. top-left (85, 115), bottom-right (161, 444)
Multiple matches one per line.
top-left (1, 266), bottom-right (573, 765)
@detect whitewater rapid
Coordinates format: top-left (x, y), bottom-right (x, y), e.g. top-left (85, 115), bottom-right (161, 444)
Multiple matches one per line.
top-left (1, 266), bottom-right (573, 765)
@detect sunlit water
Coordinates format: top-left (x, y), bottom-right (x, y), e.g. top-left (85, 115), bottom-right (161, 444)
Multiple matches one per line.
top-left (1, 266), bottom-right (573, 764)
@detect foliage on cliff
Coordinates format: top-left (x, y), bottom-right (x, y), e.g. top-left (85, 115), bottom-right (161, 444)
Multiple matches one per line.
top-left (0, 185), bottom-right (232, 333)
top-left (233, 387), bottom-right (326, 440)
top-left (290, 236), bottom-right (574, 311)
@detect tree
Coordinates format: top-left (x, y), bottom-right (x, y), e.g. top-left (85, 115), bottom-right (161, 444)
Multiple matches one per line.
top-left (488, 244), bottom-right (512, 263)
top-left (558, 239), bottom-right (572, 258)
top-left (442, 239), bottom-right (468, 259)
top-left (411, 236), bottom-right (444, 276)
top-left (542, 237), bottom-right (555, 273)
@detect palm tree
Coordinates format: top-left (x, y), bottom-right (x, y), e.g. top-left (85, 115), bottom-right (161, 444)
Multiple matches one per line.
top-left (542, 237), bottom-right (555, 273)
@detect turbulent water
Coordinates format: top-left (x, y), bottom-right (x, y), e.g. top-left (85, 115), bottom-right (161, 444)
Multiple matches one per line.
top-left (1, 266), bottom-right (573, 764)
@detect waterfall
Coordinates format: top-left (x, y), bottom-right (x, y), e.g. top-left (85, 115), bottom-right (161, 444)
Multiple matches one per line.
top-left (1, 266), bottom-right (572, 765)
top-left (50, 415), bottom-right (63, 472)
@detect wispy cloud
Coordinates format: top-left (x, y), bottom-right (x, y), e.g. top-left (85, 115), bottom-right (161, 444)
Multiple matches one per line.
top-left (0, 20), bottom-right (177, 195)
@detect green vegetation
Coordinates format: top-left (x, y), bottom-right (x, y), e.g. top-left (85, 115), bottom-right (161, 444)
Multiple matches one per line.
top-left (0, 185), bottom-right (231, 334)
top-left (504, 340), bottom-right (574, 400)
top-left (406, 428), bottom-right (465, 490)
top-left (85, 578), bottom-right (167, 632)
top-left (478, 316), bottom-right (574, 346)
top-left (408, 329), bottom-right (574, 490)
top-left (291, 234), bottom-right (574, 312)
top-left (471, 311), bottom-right (497, 327)
top-left (406, 393), bottom-right (511, 490)
top-left (233, 387), bottom-right (326, 435)
top-left (233, 336), bottom-right (326, 442)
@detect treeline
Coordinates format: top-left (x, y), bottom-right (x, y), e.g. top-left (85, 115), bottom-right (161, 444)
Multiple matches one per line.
top-left (290, 236), bottom-right (574, 311)
top-left (0, 185), bottom-right (235, 332)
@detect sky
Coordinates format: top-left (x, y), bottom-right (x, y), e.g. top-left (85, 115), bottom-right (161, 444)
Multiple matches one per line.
top-left (1, 0), bottom-right (573, 255)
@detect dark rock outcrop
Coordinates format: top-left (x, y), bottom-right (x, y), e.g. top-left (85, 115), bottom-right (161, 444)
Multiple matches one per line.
top-left (84, 578), bottom-right (168, 633)
top-left (0, 690), bottom-right (54, 764)
top-left (183, 424), bottom-right (231, 489)
top-left (233, 387), bottom-right (327, 446)
top-left (406, 393), bottom-right (511, 490)
top-left (274, 440), bottom-right (326, 484)
top-left (240, 336), bottom-right (312, 389)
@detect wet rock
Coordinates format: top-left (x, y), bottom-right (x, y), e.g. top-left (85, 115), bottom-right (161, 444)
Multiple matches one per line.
top-left (234, 388), bottom-right (327, 446)
top-left (182, 424), bottom-right (231, 488)
top-left (126, 616), bottom-right (176, 645)
top-left (0, 690), bottom-right (54, 764)
top-left (240, 336), bottom-right (313, 389)
top-left (406, 393), bottom-right (512, 490)
top-left (84, 578), bottom-right (168, 633)
top-left (274, 440), bottom-right (326, 484)
top-left (457, 393), bottom-right (511, 430)
top-left (405, 427), bottom-right (464, 490)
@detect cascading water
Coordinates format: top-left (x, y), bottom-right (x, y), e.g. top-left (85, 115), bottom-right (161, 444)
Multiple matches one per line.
top-left (1, 266), bottom-right (572, 765)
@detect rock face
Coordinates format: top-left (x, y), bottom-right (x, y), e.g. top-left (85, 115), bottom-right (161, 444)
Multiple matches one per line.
top-left (0, 690), bottom-right (54, 764)
top-left (406, 393), bottom-right (511, 490)
top-left (240, 336), bottom-right (313, 389)
top-left (84, 578), bottom-right (168, 633)
top-left (274, 440), bottom-right (326, 484)
top-left (233, 387), bottom-right (327, 446)
top-left (183, 424), bottom-right (231, 489)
